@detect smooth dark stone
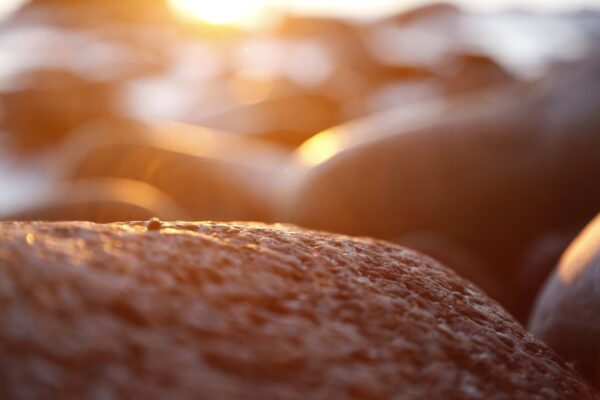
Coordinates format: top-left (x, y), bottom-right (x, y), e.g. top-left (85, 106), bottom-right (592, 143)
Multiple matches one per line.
top-left (530, 214), bottom-right (600, 388)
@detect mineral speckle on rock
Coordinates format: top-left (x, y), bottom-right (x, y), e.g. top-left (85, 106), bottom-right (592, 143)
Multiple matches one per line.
top-left (0, 221), bottom-right (596, 400)
top-left (146, 217), bottom-right (162, 231)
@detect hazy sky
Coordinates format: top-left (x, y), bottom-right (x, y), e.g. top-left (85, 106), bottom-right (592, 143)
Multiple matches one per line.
top-left (1, 0), bottom-right (599, 22)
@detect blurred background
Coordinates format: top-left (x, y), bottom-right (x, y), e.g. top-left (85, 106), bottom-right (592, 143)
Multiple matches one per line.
top-left (1, 0), bottom-right (600, 322)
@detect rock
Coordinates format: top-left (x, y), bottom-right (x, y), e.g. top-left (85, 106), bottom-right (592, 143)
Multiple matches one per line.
top-left (0, 69), bottom-right (117, 152)
top-left (146, 217), bottom-right (163, 231)
top-left (437, 53), bottom-right (514, 95)
top-left (382, 3), bottom-right (461, 26)
top-left (199, 94), bottom-right (342, 148)
top-left (0, 221), bottom-right (596, 399)
top-left (13, 0), bottom-right (173, 27)
top-left (67, 121), bottom-right (289, 222)
top-left (274, 15), bottom-right (371, 71)
top-left (3, 178), bottom-right (187, 222)
top-left (512, 227), bottom-right (582, 322)
top-left (282, 60), bottom-right (600, 313)
top-left (529, 214), bottom-right (600, 387)
top-left (392, 230), bottom-right (512, 309)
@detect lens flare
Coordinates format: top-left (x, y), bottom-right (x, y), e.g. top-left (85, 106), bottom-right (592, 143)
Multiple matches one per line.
top-left (167, 0), bottom-right (266, 25)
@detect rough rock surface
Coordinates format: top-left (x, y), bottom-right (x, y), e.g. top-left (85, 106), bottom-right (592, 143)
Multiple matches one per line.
top-left (0, 221), bottom-right (596, 400)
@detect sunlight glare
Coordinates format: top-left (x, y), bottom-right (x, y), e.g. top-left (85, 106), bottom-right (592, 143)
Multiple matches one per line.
top-left (296, 128), bottom-right (343, 166)
top-left (167, 0), bottom-right (268, 25)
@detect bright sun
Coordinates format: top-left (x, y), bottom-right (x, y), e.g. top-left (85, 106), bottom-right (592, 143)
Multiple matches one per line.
top-left (167, 0), bottom-right (268, 25)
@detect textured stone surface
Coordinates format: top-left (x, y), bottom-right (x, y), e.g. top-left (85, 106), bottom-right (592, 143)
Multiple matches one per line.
top-left (0, 221), bottom-right (596, 399)
top-left (530, 214), bottom-right (600, 388)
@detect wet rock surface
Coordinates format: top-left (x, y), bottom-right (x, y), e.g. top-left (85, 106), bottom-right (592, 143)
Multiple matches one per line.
top-left (0, 221), bottom-right (596, 399)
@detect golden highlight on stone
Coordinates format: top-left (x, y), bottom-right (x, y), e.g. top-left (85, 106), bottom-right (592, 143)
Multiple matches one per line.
top-left (296, 128), bottom-right (343, 166)
top-left (559, 215), bottom-right (600, 284)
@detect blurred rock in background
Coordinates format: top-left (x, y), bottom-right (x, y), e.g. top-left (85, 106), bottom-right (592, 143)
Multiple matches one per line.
top-left (529, 214), bottom-right (600, 389)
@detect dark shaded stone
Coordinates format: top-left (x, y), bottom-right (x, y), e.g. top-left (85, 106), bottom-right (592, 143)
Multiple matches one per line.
top-left (530, 214), bottom-right (600, 389)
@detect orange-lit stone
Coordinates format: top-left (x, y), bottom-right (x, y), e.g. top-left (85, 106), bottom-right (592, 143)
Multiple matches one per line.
top-left (0, 221), bottom-right (596, 399)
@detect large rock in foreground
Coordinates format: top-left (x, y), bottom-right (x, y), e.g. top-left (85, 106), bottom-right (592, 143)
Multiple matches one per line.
top-left (0, 221), bottom-right (596, 399)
